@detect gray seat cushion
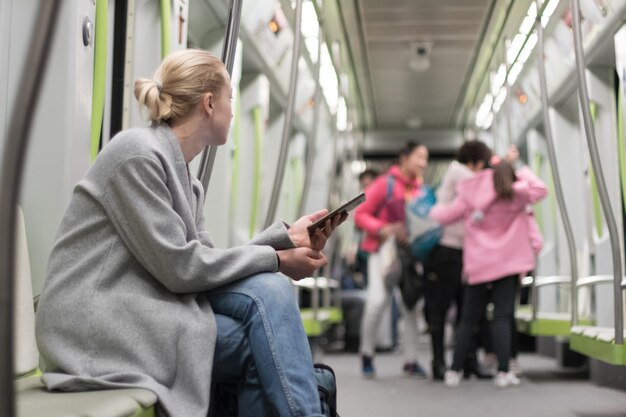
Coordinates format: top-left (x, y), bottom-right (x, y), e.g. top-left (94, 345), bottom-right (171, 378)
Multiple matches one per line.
top-left (17, 376), bottom-right (157, 417)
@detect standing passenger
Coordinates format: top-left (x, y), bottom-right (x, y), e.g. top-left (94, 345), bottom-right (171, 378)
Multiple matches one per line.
top-left (354, 142), bottom-right (429, 378)
top-left (426, 140), bottom-right (492, 380)
top-left (35, 49), bottom-right (343, 417)
top-left (430, 159), bottom-right (547, 388)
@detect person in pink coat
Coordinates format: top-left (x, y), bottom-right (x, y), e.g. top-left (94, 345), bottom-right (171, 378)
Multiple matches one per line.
top-left (354, 142), bottom-right (429, 378)
top-left (430, 160), bottom-right (547, 388)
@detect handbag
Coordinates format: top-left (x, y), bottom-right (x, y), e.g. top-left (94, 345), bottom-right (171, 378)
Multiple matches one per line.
top-left (396, 245), bottom-right (424, 310)
top-left (379, 236), bottom-right (402, 291)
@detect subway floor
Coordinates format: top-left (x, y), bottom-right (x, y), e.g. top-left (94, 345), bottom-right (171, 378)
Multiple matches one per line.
top-left (323, 341), bottom-right (626, 417)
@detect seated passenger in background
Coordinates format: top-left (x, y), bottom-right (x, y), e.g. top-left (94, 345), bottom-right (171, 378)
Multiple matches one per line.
top-left (430, 156), bottom-right (547, 389)
top-left (35, 49), bottom-right (342, 417)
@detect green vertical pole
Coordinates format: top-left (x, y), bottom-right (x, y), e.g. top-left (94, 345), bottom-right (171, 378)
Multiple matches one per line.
top-left (89, 0), bottom-right (108, 163)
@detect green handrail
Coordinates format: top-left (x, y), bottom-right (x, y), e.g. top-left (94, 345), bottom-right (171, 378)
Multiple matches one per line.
top-left (89, 0), bottom-right (108, 163)
top-left (160, 0), bottom-right (171, 59)
top-left (249, 107), bottom-right (263, 238)
top-left (589, 101), bottom-right (604, 238)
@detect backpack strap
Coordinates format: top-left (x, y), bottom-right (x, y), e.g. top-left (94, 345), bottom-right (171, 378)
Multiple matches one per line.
top-left (374, 175), bottom-right (395, 217)
top-left (386, 175), bottom-right (395, 200)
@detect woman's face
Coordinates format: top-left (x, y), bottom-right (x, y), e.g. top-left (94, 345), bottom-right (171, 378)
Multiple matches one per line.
top-left (207, 69), bottom-right (234, 146)
top-left (402, 145), bottom-right (429, 178)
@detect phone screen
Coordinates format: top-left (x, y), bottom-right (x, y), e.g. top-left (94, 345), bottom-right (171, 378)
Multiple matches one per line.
top-left (307, 192), bottom-right (366, 234)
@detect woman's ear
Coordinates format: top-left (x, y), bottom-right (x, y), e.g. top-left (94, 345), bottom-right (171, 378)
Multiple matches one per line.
top-left (203, 92), bottom-right (214, 115)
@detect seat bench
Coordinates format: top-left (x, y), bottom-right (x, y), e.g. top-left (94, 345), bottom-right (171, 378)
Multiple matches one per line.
top-left (17, 376), bottom-right (157, 417)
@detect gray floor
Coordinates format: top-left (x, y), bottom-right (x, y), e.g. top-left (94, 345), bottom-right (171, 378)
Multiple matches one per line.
top-left (323, 346), bottom-right (626, 417)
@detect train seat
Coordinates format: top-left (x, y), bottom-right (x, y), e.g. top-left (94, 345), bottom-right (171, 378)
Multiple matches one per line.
top-left (14, 207), bottom-right (157, 417)
top-left (515, 275), bottom-right (572, 336)
top-left (570, 325), bottom-right (626, 366)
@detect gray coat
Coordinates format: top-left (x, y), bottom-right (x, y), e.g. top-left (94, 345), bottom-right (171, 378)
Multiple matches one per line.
top-left (35, 124), bottom-right (296, 417)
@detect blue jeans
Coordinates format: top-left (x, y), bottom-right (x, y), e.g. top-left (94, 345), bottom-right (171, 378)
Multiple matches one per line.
top-left (208, 273), bottom-right (323, 417)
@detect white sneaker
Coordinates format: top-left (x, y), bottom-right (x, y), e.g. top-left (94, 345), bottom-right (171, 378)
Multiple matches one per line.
top-left (509, 359), bottom-right (522, 376)
top-left (494, 371), bottom-right (521, 388)
top-left (444, 370), bottom-right (461, 388)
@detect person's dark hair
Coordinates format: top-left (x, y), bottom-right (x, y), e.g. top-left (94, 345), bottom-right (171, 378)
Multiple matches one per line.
top-left (457, 139), bottom-right (492, 167)
top-left (399, 141), bottom-right (423, 159)
top-left (358, 169), bottom-right (379, 183)
top-left (493, 160), bottom-right (517, 200)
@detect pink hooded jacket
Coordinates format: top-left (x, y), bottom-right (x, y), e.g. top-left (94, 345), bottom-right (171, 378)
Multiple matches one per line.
top-left (430, 167), bottom-right (547, 285)
top-left (354, 165), bottom-right (420, 253)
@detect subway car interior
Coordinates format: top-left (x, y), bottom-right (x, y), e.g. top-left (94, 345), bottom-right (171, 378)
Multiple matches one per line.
top-left (3, 0), bottom-right (626, 416)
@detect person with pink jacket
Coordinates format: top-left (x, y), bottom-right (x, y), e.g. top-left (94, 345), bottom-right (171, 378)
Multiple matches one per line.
top-left (354, 142), bottom-right (429, 378)
top-left (430, 160), bottom-right (547, 388)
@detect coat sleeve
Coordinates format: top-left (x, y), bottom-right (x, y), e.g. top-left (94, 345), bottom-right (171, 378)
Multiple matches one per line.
top-left (102, 156), bottom-right (280, 294)
top-left (354, 176), bottom-right (388, 235)
top-left (429, 195), bottom-right (469, 226)
top-left (514, 166), bottom-right (548, 205)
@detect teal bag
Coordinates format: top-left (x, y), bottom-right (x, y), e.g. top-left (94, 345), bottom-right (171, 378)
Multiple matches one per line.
top-left (405, 185), bottom-right (442, 262)
top-left (385, 176), bottom-right (441, 262)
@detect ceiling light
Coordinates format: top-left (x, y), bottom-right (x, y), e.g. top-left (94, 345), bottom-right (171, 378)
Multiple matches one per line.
top-left (409, 56), bottom-right (431, 72)
top-left (406, 117), bottom-right (423, 129)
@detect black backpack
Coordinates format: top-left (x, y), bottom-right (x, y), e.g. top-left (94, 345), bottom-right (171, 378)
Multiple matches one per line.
top-left (210, 363), bottom-right (339, 416)
top-left (314, 363), bottom-right (339, 417)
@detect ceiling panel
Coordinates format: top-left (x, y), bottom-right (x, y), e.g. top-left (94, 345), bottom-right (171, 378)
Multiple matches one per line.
top-left (344, 0), bottom-right (494, 130)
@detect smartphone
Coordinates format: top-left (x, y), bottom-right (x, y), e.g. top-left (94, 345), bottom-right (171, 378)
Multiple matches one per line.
top-left (307, 192), bottom-right (366, 234)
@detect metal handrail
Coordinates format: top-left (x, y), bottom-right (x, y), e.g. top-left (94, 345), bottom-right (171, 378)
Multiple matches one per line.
top-left (0, 2), bottom-right (61, 416)
top-left (298, 22), bottom-right (323, 218)
top-left (520, 275), bottom-right (534, 287)
top-left (535, 0), bottom-right (580, 326)
top-left (534, 275), bottom-right (572, 287)
top-left (263, 0), bottom-right (304, 228)
top-left (571, 0), bottom-right (624, 345)
top-left (576, 274), bottom-right (621, 288)
top-left (196, 0), bottom-right (243, 193)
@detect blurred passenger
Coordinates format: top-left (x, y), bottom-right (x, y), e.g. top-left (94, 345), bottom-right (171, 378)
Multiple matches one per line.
top-left (354, 142), bottom-right (429, 378)
top-left (35, 49), bottom-right (343, 417)
top-left (359, 168), bottom-right (379, 190)
top-left (425, 139), bottom-right (492, 381)
top-left (430, 157), bottom-right (547, 388)
top-left (352, 168), bottom-right (380, 288)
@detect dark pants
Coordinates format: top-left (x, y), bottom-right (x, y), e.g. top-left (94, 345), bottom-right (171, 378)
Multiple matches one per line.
top-left (452, 275), bottom-right (517, 373)
top-left (426, 245), bottom-right (463, 366)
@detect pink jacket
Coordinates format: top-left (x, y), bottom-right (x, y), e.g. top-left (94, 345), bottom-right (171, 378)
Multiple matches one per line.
top-left (526, 208), bottom-right (543, 255)
top-left (430, 167), bottom-right (547, 285)
top-left (355, 165), bottom-right (420, 253)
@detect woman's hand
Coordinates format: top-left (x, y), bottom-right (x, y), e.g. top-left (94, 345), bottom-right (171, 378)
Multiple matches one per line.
top-left (505, 144), bottom-right (519, 163)
top-left (288, 209), bottom-right (347, 251)
top-left (379, 222), bottom-right (408, 245)
top-left (277, 247), bottom-right (328, 280)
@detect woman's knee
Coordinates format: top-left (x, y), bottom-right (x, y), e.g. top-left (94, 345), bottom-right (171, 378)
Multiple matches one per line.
top-left (245, 273), bottom-right (296, 306)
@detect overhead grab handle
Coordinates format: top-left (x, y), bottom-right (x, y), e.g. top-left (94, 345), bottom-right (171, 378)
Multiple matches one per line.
top-left (196, 0), bottom-right (244, 193)
top-left (571, 0), bottom-right (624, 344)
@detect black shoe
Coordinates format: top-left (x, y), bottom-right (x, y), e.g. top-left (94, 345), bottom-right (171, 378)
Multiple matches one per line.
top-left (403, 362), bottom-right (427, 378)
top-left (463, 364), bottom-right (494, 380)
top-left (431, 361), bottom-right (446, 381)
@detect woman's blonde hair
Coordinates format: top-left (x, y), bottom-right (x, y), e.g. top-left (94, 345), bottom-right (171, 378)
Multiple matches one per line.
top-left (134, 49), bottom-right (226, 124)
